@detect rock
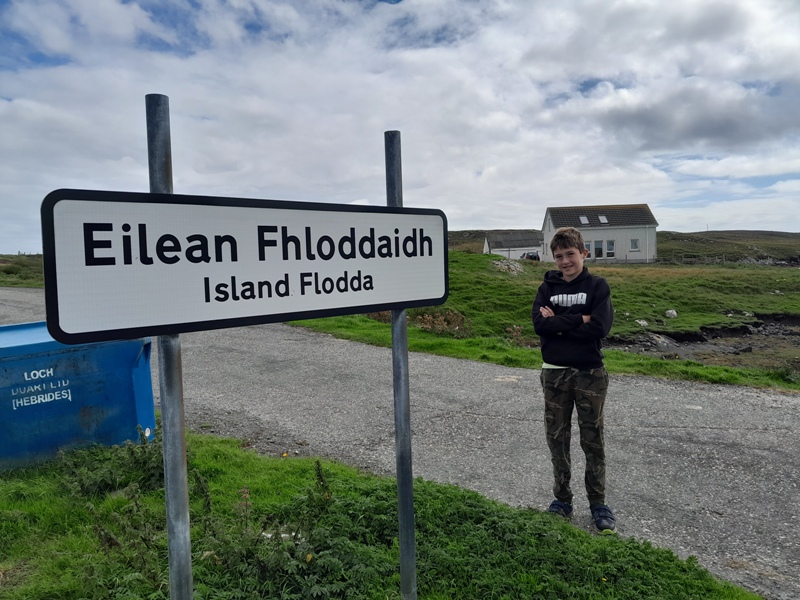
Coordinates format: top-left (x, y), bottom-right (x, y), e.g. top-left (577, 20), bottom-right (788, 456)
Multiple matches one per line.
top-left (635, 319), bottom-right (648, 327)
top-left (665, 309), bottom-right (678, 319)
top-left (492, 259), bottom-right (523, 275)
top-left (649, 333), bottom-right (678, 348)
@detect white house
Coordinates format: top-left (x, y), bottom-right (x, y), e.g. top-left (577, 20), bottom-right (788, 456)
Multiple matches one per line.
top-left (483, 230), bottom-right (544, 258)
top-left (541, 204), bottom-right (658, 263)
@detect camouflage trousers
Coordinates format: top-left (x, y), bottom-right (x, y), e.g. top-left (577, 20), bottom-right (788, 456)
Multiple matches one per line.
top-left (540, 367), bottom-right (609, 505)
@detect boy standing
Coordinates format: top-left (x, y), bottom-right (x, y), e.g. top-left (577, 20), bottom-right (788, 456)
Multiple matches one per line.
top-left (532, 227), bottom-right (616, 534)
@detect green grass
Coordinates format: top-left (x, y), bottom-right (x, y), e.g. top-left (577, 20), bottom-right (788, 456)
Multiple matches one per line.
top-left (3, 249), bottom-right (800, 390)
top-left (657, 230), bottom-right (800, 264)
top-left (296, 252), bottom-right (800, 391)
top-left (598, 262), bottom-right (799, 335)
top-left (448, 229), bottom-right (800, 263)
top-left (0, 254), bottom-right (43, 287)
top-left (0, 433), bottom-right (760, 599)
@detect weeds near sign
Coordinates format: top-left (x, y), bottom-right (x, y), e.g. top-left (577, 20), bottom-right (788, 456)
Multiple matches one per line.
top-left (60, 422), bottom-right (164, 496)
top-left (367, 307), bottom-right (473, 337)
top-left (505, 324), bottom-right (539, 347)
top-left (59, 425), bottom-right (164, 496)
top-left (411, 308), bottom-right (472, 338)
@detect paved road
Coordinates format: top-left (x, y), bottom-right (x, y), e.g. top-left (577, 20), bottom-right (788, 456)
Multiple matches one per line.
top-left (2, 287), bottom-right (798, 599)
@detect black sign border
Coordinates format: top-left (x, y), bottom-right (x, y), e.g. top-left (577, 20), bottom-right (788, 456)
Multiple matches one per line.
top-left (42, 188), bottom-right (449, 344)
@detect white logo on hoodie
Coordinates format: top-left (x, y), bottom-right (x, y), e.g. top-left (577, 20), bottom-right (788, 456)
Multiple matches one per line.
top-left (550, 292), bottom-right (587, 307)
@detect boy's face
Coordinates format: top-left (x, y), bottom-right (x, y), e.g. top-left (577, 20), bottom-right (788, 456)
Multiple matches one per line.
top-left (552, 244), bottom-right (588, 282)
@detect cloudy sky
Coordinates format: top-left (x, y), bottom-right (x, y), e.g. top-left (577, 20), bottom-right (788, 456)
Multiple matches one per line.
top-left (2, 0), bottom-right (799, 253)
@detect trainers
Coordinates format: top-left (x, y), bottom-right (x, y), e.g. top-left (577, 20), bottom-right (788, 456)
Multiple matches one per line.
top-left (546, 500), bottom-right (573, 518)
top-left (590, 503), bottom-right (617, 534)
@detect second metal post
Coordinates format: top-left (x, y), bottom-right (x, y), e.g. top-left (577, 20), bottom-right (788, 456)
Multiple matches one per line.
top-left (385, 130), bottom-right (418, 600)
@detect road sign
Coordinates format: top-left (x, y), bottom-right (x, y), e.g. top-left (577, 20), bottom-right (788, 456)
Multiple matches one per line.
top-left (41, 189), bottom-right (448, 344)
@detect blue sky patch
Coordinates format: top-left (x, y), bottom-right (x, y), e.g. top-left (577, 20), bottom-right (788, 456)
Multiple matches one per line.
top-left (241, 14), bottom-right (291, 44)
top-left (383, 12), bottom-right (471, 50)
top-left (578, 78), bottom-right (604, 95)
top-left (131, 0), bottom-right (208, 55)
top-left (0, 29), bottom-right (71, 71)
top-left (742, 81), bottom-right (782, 96)
top-left (739, 173), bottom-right (799, 188)
top-left (577, 77), bottom-right (632, 96)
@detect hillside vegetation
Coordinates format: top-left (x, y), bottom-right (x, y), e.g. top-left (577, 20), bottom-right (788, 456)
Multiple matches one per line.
top-left (299, 251), bottom-right (800, 389)
top-left (0, 254), bottom-right (44, 287)
top-left (3, 229), bottom-right (798, 286)
top-left (449, 229), bottom-right (800, 264)
top-left (658, 230), bottom-right (800, 264)
top-left (3, 238), bottom-right (800, 389)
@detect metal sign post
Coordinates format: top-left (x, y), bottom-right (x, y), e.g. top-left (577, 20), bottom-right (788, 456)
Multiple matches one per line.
top-left (385, 130), bottom-right (417, 600)
top-left (145, 94), bottom-right (193, 600)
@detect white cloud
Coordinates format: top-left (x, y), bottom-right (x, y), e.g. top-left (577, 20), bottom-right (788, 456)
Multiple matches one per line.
top-left (668, 152), bottom-right (800, 179)
top-left (5, 1), bottom-right (75, 56)
top-left (2, 0), bottom-right (800, 253)
top-left (770, 179), bottom-right (800, 193)
top-left (654, 196), bottom-right (800, 232)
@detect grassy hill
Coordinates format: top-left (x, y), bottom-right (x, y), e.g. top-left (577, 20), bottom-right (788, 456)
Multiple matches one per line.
top-left (448, 229), bottom-right (507, 253)
top-left (0, 254), bottom-right (45, 287)
top-left (657, 230), bottom-right (800, 264)
top-left (2, 229), bottom-right (799, 286)
top-left (449, 229), bottom-right (800, 264)
top-left (3, 236), bottom-right (800, 389)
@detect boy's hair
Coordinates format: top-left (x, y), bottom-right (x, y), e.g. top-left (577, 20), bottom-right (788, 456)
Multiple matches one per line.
top-left (550, 227), bottom-right (585, 252)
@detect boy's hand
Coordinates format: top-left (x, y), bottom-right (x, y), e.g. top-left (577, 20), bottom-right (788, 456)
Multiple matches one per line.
top-left (539, 306), bottom-right (590, 323)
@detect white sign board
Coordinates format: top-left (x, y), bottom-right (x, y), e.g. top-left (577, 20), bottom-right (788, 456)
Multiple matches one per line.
top-left (41, 189), bottom-right (448, 344)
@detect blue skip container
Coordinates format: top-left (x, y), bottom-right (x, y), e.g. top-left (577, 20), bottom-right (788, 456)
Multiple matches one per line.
top-left (0, 321), bottom-right (155, 469)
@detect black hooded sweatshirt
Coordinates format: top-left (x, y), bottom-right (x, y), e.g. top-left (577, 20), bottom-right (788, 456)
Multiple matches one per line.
top-left (531, 266), bottom-right (614, 370)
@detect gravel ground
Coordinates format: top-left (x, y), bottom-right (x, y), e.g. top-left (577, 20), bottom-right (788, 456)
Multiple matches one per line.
top-left (2, 287), bottom-right (798, 600)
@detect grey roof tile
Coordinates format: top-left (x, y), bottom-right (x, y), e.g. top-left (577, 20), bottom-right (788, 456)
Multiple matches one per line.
top-left (547, 204), bottom-right (658, 228)
top-left (485, 230), bottom-right (543, 249)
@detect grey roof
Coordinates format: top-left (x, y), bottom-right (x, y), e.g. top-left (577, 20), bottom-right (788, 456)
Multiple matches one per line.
top-left (546, 204), bottom-right (658, 229)
top-left (485, 230), bottom-right (543, 249)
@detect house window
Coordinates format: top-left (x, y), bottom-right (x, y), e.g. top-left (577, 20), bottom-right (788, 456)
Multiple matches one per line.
top-left (594, 240), bottom-right (603, 258)
top-left (606, 240), bottom-right (615, 258)
top-left (630, 238), bottom-right (640, 251)
top-left (584, 242), bottom-right (591, 258)
top-left (579, 216), bottom-right (589, 225)
top-left (599, 215), bottom-right (609, 224)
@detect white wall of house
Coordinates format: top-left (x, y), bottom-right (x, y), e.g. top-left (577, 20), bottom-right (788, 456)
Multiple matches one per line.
top-left (541, 219), bottom-right (657, 263)
top-left (541, 218), bottom-right (558, 260)
top-left (483, 238), bottom-right (543, 258)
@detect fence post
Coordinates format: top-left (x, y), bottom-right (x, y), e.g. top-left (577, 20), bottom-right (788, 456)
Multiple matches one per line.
top-left (385, 130), bottom-right (418, 600)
